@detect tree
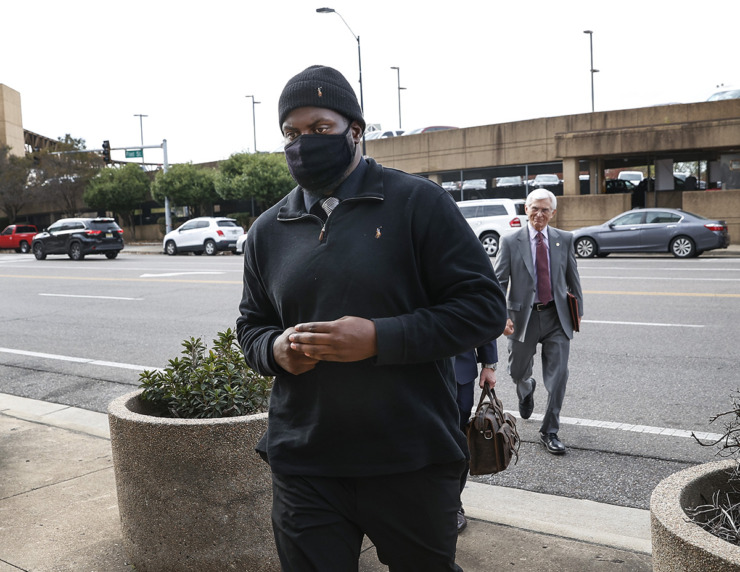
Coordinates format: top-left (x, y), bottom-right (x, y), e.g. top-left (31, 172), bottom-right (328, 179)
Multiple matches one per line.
top-left (151, 163), bottom-right (218, 217)
top-left (214, 152), bottom-right (294, 214)
top-left (33, 135), bottom-right (104, 216)
top-left (0, 145), bottom-right (35, 223)
top-left (84, 164), bottom-right (151, 239)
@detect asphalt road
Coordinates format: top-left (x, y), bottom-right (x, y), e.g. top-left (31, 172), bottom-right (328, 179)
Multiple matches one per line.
top-left (1, 249), bottom-right (738, 512)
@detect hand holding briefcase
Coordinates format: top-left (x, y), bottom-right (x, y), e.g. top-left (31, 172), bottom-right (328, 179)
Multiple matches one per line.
top-left (466, 386), bottom-right (520, 475)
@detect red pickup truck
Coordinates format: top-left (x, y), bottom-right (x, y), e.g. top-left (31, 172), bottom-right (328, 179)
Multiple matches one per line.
top-left (0, 224), bottom-right (38, 253)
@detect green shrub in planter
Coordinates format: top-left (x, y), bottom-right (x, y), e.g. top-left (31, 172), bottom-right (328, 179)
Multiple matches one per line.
top-left (138, 328), bottom-right (272, 419)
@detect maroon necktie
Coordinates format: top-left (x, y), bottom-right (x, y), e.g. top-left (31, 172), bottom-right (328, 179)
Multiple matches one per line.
top-left (536, 232), bottom-right (552, 304)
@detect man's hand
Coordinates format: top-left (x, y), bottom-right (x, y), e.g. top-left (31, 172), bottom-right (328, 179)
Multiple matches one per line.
top-left (273, 327), bottom-right (319, 375)
top-left (479, 367), bottom-right (497, 389)
top-left (504, 318), bottom-right (514, 336)
top-left (289, 316), bottom-right (378, 362)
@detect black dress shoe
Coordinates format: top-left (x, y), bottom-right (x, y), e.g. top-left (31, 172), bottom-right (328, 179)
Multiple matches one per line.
top-left (457, 508), bottom-right (467, 533)
top-left (518, 379), bottom-right (536, 419)
top-left (540, 433), bottom-right (566, 455)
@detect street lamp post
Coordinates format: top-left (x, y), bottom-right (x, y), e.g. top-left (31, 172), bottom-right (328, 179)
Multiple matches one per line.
top-left (316, 7), bottom-right (365, 154)
top-left (390, 66), bottom-right (406, 130)
top-left (583, 30), bottom-right (599, 113)
top-left (134, 113), bottom-right (147, 164)
top-left (245, 95), bottom-right (260, 153)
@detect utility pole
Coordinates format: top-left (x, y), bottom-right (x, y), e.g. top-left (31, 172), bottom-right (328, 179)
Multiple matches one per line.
top-left (390, 66), bottom-right (406, 130)
top-left (583, 31), bottom-right (598, 112)
top-left (245, 96), bottom-right (260, 153)
top-left (134, 114), bottom-right (148, 165)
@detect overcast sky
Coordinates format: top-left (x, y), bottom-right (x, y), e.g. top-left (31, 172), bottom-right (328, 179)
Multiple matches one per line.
top-left (3, 1), bottom-right (738, 165)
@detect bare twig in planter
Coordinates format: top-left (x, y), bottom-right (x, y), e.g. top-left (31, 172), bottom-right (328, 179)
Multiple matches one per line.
top-left (686, 389), bottom-right (740, 545)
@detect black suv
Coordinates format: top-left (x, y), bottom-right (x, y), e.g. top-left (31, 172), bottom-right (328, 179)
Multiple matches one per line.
top-left (32, 218), bottom-right (124, 260)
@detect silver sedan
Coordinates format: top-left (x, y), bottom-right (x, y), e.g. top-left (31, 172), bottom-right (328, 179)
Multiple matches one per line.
top-left (572, 208), bottom-right (730, 258)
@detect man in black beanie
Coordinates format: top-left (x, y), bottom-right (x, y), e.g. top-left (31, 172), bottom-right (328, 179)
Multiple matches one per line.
top-left (237, 65), bottom-right (507, 571)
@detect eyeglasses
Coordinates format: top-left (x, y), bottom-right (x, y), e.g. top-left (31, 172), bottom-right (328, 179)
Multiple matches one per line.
top-left (528, 207), bottom-right (552, 215)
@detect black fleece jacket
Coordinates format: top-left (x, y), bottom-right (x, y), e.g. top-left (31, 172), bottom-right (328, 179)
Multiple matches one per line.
top-left (236, 158), bottom-right (507, 477)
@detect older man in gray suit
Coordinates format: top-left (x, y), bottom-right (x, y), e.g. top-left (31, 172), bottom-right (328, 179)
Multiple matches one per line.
top-left (494, 188), bottom-right (583, 454)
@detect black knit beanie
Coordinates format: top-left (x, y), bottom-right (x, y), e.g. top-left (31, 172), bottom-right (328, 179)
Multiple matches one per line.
top-left (278, 65), bottom-right (365, 130)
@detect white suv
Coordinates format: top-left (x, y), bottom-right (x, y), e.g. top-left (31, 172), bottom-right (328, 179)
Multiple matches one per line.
top-left (163, 217), bottom-right (244, 256)
top-left (457, 199), bottom-right (525, 257)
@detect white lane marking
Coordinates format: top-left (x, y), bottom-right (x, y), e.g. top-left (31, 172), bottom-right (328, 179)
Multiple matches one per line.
top-left (0, 257), bottom-right (35, 264)
top-left (0, 346), bottom-right (723, 444)
top-left (508, 411), bottom-right (723, 442)
top-left (39, 293), bottom-right (143, 301)
top-left (140, 272), bottom-right (224, 277)
top-left (582, 319), bottom-right (703, 328)
top-left (0, 348), bottom-right (159, 371)
top-left (583, 275), bottom-right (740, 282)
top-left (580, 265), bottom-right (740, 272)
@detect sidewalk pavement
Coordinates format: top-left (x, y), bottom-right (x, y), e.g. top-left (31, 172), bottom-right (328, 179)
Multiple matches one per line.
top-left (0, 392), bottom-right (652, 571)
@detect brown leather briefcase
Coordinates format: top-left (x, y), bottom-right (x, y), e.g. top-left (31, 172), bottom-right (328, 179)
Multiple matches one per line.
top-left (466, 386), bottom-right (520, 475)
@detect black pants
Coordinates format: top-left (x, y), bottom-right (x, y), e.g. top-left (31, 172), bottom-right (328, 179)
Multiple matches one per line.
top-left (271, 462), bottom-right (465, 572)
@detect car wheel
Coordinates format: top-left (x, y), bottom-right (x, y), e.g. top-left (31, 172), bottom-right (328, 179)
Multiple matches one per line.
top-left (165, 240), bottom-right (178, 256)
top-left (19, 241), bottom-right (30, 254)
top-left (204, 239), bottom-right (217, 256)
top-left (32, 242), bottom-right (46, 260)
top-left (670, 236), bottom-right (696, 258)
top-left (575, 237), bottom-right (597, 258)
top-left (105, 251), bottom-right (119, 259)
top-left (479, 233), bottom-right (500, 257)
top-left (68, 242), bottom-right (85, 260)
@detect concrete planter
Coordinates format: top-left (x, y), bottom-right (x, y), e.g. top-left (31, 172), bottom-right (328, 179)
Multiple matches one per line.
top-left (108, 389), bottom-right (279, 572)
top-left (651, 459), bottom-right (740, 572)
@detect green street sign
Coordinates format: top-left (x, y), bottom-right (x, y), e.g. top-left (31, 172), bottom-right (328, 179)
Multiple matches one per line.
top-left (125, 149), bottom-right (143, 158)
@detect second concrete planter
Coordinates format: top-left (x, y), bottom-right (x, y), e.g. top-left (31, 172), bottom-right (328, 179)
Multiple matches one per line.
top-left (651, 459), bottom-right (740, 572)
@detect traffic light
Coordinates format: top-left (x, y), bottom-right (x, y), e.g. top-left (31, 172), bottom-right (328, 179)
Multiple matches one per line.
top-left (102, 140), bottom-right (111, 163)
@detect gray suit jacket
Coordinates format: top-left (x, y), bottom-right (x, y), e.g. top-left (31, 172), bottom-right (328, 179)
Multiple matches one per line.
top-left (494, 226), bottom-right (583, 342)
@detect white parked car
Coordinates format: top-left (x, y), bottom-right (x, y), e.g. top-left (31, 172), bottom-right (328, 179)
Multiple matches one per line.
top-left (617, 171), bottom-right (644, 185)
top-left (163, 217), bottom-right (244, 256)
top-left (496, 176), bottom-right (523, 187)
top-left (456, 199), bottom-right (526, 257)
top-left (529, 174), bottom-right (561, 187)
top-left (235, 231), bottom-right (249, 254)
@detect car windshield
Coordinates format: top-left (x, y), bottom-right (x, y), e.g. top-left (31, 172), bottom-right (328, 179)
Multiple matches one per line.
top-left (678, 210), bottom-right (709, 220)
top-left (217, 220), bottom-right (239, 227)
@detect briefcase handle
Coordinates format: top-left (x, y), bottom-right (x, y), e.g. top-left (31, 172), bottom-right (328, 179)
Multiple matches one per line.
top-left (476, 384), bottom-right (497, 408)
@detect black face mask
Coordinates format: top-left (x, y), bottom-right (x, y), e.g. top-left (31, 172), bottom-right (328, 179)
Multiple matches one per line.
top-left (284, 124), bottom-right (356, 193)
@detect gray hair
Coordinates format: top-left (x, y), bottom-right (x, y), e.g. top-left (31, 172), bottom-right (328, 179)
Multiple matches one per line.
top-left (526, 188), bottom-right (557, 210)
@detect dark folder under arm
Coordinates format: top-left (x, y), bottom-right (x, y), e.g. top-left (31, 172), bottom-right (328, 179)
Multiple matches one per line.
top-left (567, 293), bottom-right (580, 332)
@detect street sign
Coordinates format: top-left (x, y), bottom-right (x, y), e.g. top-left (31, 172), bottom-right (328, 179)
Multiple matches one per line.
top-left (125, 149), bottom-right (143, 158)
